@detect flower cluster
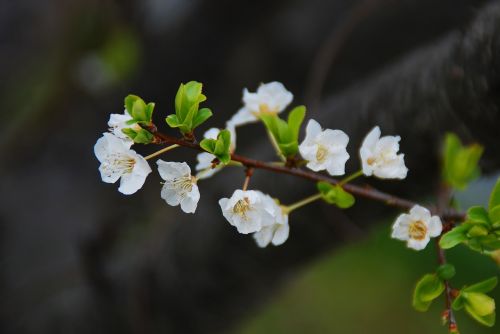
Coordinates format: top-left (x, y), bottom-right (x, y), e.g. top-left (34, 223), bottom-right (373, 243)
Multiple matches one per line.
top-left (94, 81), bottom-right (412, 249)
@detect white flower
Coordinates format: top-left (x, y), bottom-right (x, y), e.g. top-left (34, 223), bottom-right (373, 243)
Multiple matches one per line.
top-left (108, 110), bottom-right (141, 142)
top-left (219, 190), bottom-right (276, 234)
top-left (229, 81), bottom-right (293, 126)
top-left (298, 119), bottom-right (350, 176)
top-left (157, 160), bottom-right (200, 214)
top-left (195, 124), bottom-right (237, 179)
top-left (253, 195), bottom-right (289, 247)
top-left (391, 205), bottom-right (442, 250)
top-left (94, 133), bottom-right (152, 195)
top-left (360, 126), bottom-right (408, 179)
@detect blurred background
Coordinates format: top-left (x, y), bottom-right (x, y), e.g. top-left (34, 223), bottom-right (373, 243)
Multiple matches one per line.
top-left (1, 0), bottom-right (499, 333)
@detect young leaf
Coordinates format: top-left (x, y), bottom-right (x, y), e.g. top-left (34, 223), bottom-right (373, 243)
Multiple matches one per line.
top-left (316, 182), bottom-right (355, 209)
top-left (463, 292), bottom-right (496, 327)
top-left (464, 277), bottom-right (498, 293)
top-left (489, 205), bottom-right (500, 225)
top-left (192, 108), bottom-right (213, 129)
top-left (436, 264), bottom-right (456, 280)
top-left (489, 178), bottom-right (500, 211)
top-left (200, 129), bottom-right (232, 165)
top-left (125, 94), bottom-right (140, 115)
top-left (131, 98), bottom-right (148, 121)
top-left (442, 133), bottom-right (483, 190)
top-left (467, 206), bottom-right (490, 225)
top-left (287, 106), bottom-right (306, 143)
top-left (412, 274), bottom-right (445, 312)
top-left (439, 224), bottom-right (470, 249)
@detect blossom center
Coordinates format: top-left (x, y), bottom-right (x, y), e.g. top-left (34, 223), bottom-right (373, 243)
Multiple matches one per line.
top-left (258, 104), bottom-right (278, 115)
top-left (408, 220), bottom-right (427, 240)
top-left (233, 197), bottom-right (251, 220)
top-left (316, 145), bottom-right (328, 162)
top-left (367, 157), bottom-right (376, 166)
top-left (168, 175), bottom-right (194, 195)
top-left (104, 153), bottom-right (136, 175)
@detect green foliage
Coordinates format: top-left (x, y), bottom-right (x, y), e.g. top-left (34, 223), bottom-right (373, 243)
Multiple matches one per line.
top-left (260, 106), bottom-right (306, 158)
top-left (442, 133), bottom-right (483, 190)
top-left (124, 94), bottom-right (155, 123)
top-left (120, 94), bottom-right (155, 144)
top-left (122, 128), bottom-right (154, 144)
top-left (166, 81), bottom-right (212, 135)
top-left (412, 274), bottom-right (445, 312)
top-left (317, 182), bottom-right (355, 209)
top-left (200, 129), bottom-right (232, 164)
top-left (440, 179), bottom-right (500, 253)
top-left (436, 264), bottom-right (456, 280)
top-left (452, 277), bottom-right (497, 327)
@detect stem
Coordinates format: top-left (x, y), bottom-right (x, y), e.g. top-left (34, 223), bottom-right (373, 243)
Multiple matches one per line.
top-left (284, 193), bottom-right (323, 214)
top-left (339, 170), bottom-right (364, 186)
top-left (266, 128), bottom-right (286, 162)
top-left (435, 184), bottom-right (458, 333)
top-left (242, 168), bottom-right (254, 191)
top-left (149, 128), bottom-right (465, 221)
top-left (144, 144), bottom-right (180, 160)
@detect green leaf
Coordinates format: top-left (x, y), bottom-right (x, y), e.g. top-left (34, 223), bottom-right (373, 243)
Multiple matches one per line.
top-left (131, 98), bottom-right (148, 121)
top-left (452, 295), bottom-right (465, 310)
top-left (145, 102), bottom-right (155, 121)
top-left (199, 129), bottom-right (232, 165)
top-left (442, 133), bottom-right (483, 190)
top-left (489, 178), bottom-right (500, 211)
top-left (412, 274), bottom-right (445, 312)
top-left (192, 108), bottom-right (213, 129)
top-left (125, 94), bottom-right (140, 115)
top-left (169, 81), bottom-right (209, 134)
top-left (439, 224), bottom-right (470, 249)
top-left (464, 277), bottom-right (498, 293)
top-left (467, 206), bottom-right (491, 225)
top-left (436, 264), bottom-right (456, 280)
top-left (165, 115), bottom-right (181, 128)
top-left (122, 128), bottom-right (137, 140)
top-left (260, 107), bottom-right (306, 158)
top-left (463, 292), bottom-right (496, 326)
top-left (489, 205), bottom-right (500, 225)
top-left (317, 182), bottom-right (355, 209)
top-left (132, 129), bottom-right (153, 144)
top-left (467, 225), bottom-right (489, 238)
top-left (287, 106), bottom-right (306, 142)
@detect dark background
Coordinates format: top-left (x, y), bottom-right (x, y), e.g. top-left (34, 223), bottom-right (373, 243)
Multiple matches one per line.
top-left (1, 0), bottom-right (499, 333)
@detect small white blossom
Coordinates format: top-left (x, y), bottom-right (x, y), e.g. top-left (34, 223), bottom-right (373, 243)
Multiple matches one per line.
top-left (157, 160), bottom-right (200, 214)
top-left (298, 119), bottom-right (350, 176)
top-left (195, 124), bottom-right (237, 179)
top-left (219, 190), bottom-right (276, 234)
top-left (94, 133), bottom-right (152, 195)
top-left (108, 110), bottom-right (141, 142)
top-left (360, 126), bottom-right (408, 179)
top-left (253, 195), bottom-right (289, 247)
top-left (391, 205), bottom-right (442, 250)
top-left (229, 81), bottom-right (293, 127)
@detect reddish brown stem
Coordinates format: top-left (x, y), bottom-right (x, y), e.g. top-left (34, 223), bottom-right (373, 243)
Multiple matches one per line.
top-left (435, 184), bottom-right (458, 333)
top-left (150, 128), bottom-right (465, 221)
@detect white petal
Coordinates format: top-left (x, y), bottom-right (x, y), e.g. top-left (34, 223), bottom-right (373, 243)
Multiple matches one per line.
top-left (359, 147), bottom-right (374, 176)
top-left (254, 227), bottom-right (274, 248)
top-left (98, 164), bottom-right (122, 183)
top-left (361, 126), bottom-right (381, 152)
top-left (391, 214), bottom-right (412, 240)
top-left (196, 152), bottom-right (215, 171)
top-left (325, 151), bottom-right (349, 176)
top-left (161, 186), bottom-right (182, 206)
top-left (409, 205), bottom-right (431, 223)
top-left (407, 237), bottom-right (430, 251)
top-left (180, 185), bottom-right (200, 214)
top-left (321, 129), bottom-right (349, 147)
top-left (118, 172), bottom-right (148, 195)
top-left (306, 160), bottom-right (327, 172)
top-left (219, 198), bottom-right (230, 212)
top-left (428, 216), bottom-right (443, 237)
top-left (229, 107), bottom-right (257, 126)
top-left (132, 152), bottom-right (152, 176)
top-left (203, 127), bottom-right (220, 140)
top-left (271, 223), bottom-right (290, 246)
top-left (303, 119), bottom-right (322, 142)
top-left (157, 160), bottom-right (191, 181)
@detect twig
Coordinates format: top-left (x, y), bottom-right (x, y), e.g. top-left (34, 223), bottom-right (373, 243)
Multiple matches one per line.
top-left (435, 184), bottom-right (458, 333)
top-left (149, 127), bottom-right (465, 221)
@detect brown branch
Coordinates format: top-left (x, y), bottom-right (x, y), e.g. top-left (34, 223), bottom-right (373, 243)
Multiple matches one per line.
top-left (435, 184), bottom-right (458, 333)
top-left (150, 128), bottom-right (465, 221)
